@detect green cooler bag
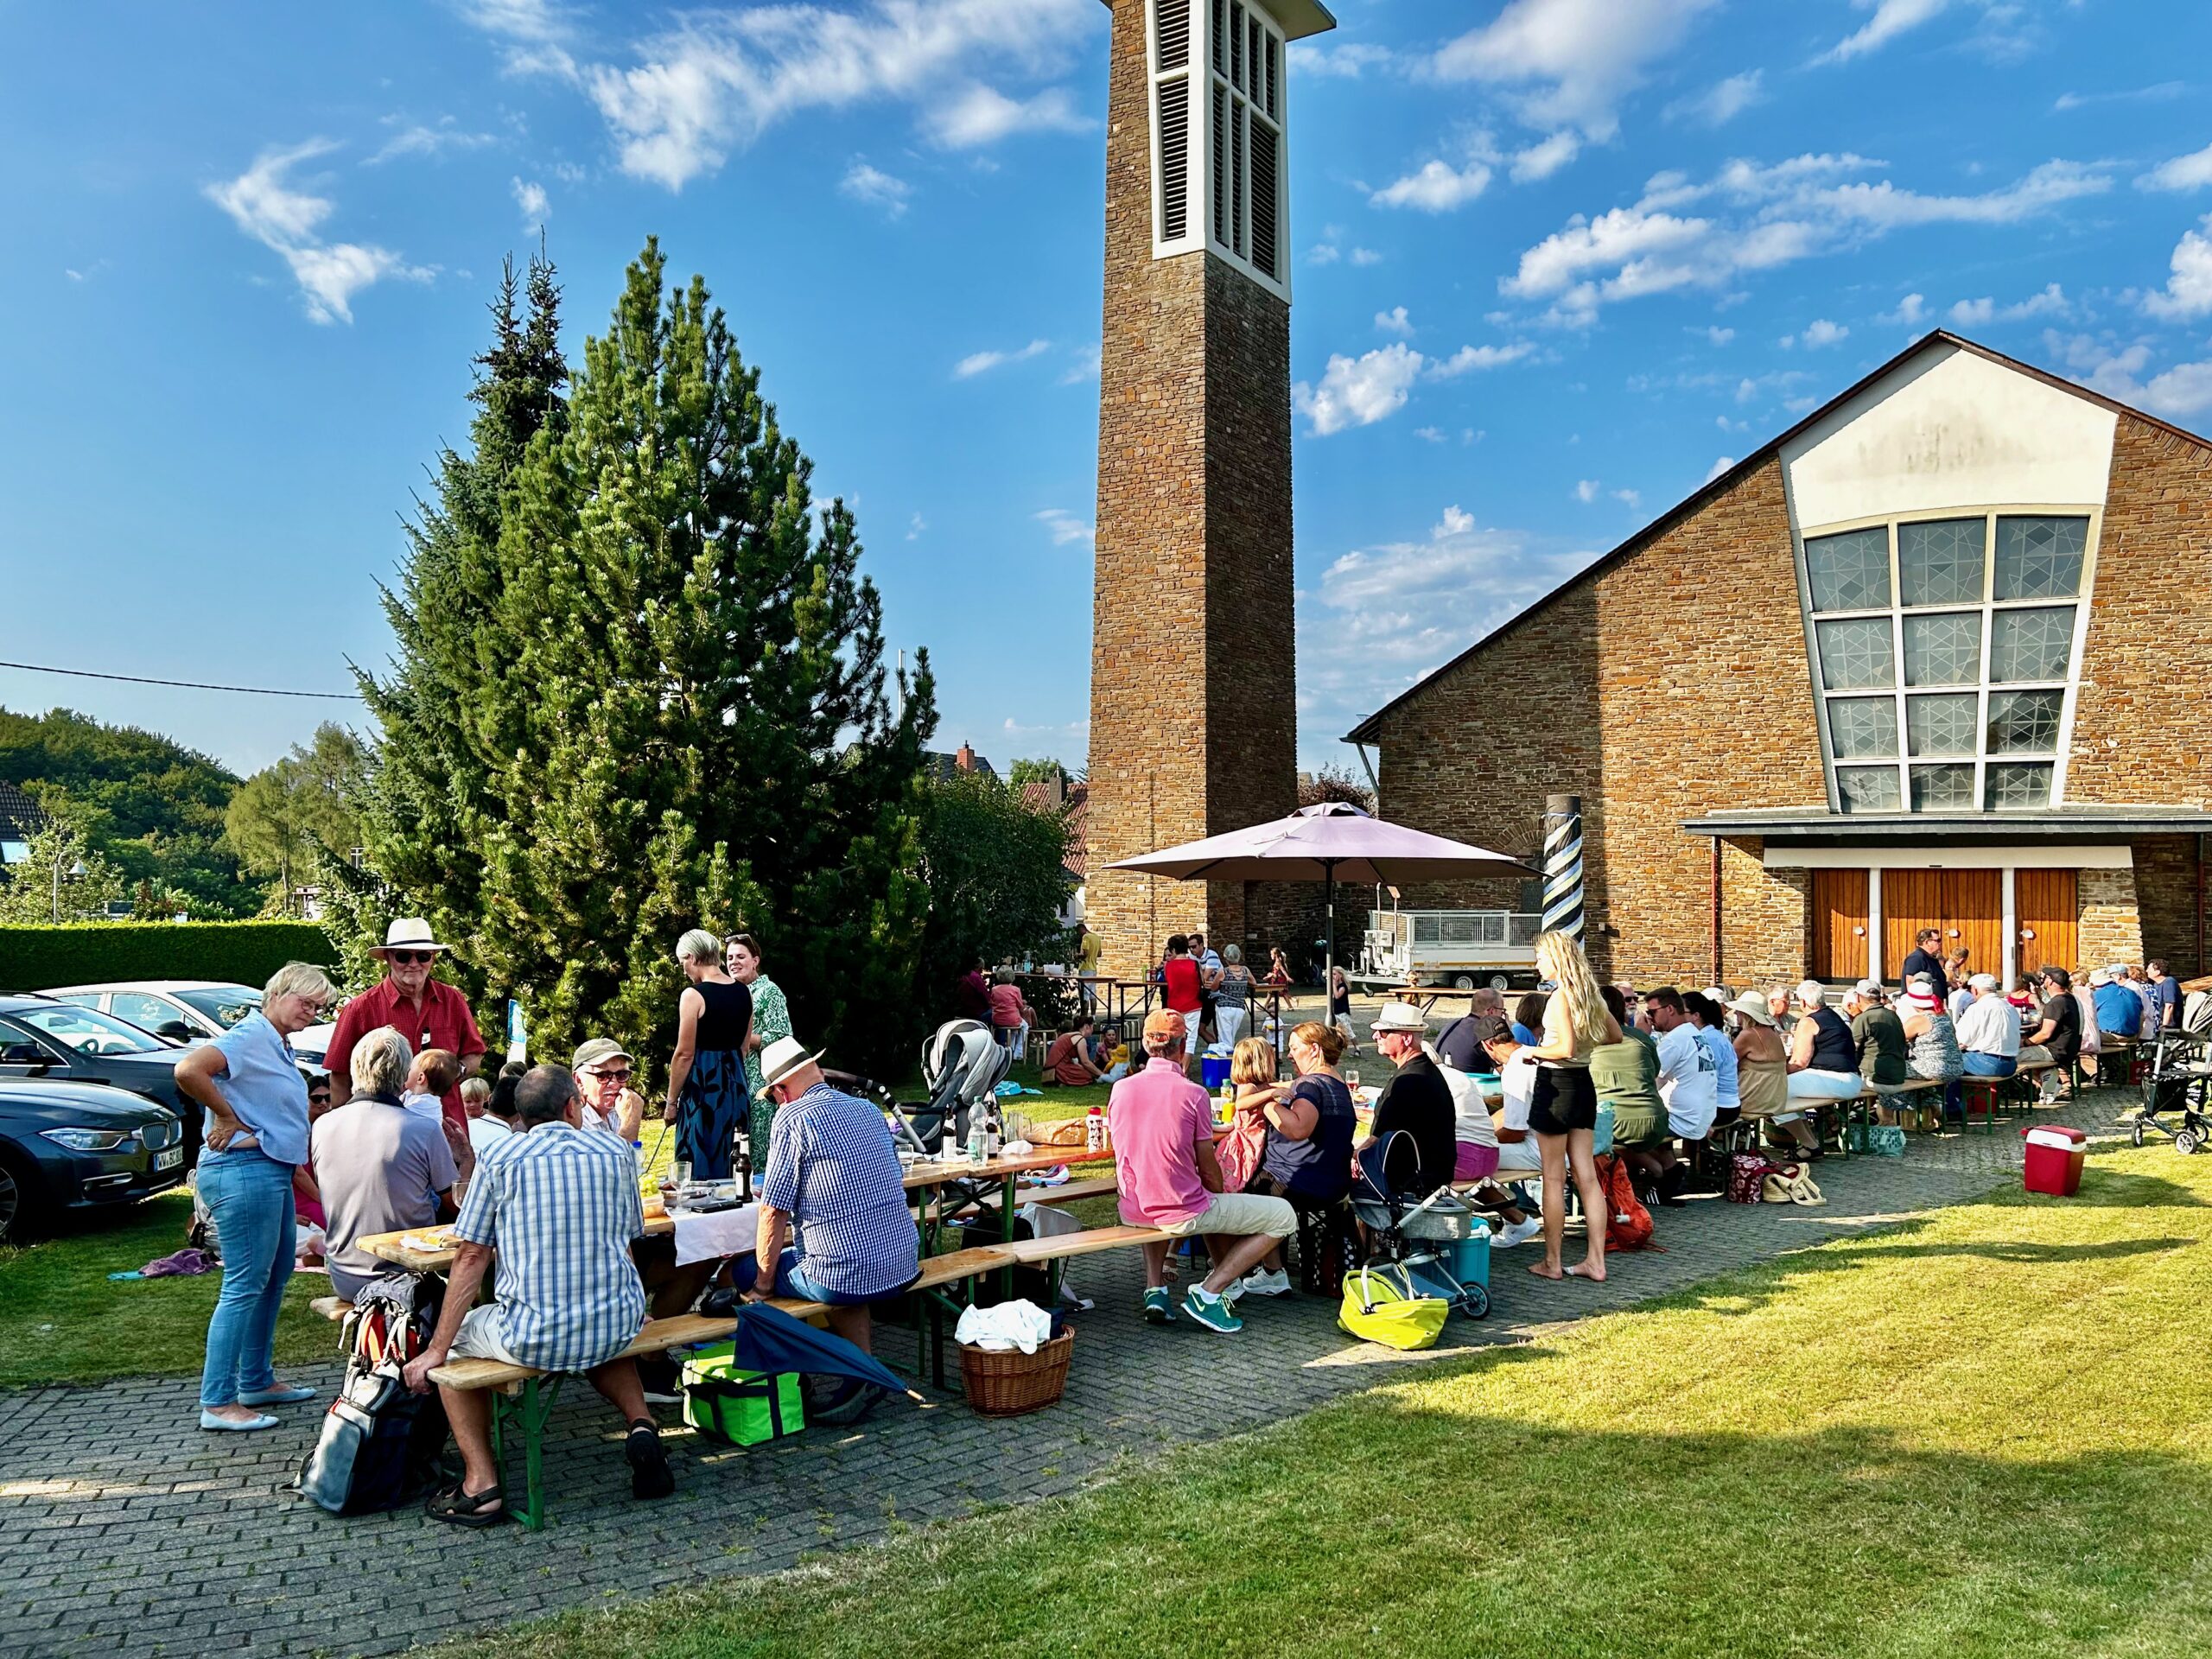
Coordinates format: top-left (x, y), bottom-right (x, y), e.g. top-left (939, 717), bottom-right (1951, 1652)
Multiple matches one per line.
top-left (680, 1344), bottom-right (804, 1446)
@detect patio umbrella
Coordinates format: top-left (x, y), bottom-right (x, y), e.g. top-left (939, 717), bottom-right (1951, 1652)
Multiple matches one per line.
top-left (734, 1303), bottom-right (924, 1403)
top-left (1102, 802), bottom-right (1536, 996)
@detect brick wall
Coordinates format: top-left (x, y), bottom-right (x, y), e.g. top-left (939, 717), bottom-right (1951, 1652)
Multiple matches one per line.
top-left (1720, 838), bottom-right (1810, 989)
top-left (2078, 863), bottom-right (2143, 972)
top-left (1372, 456), bottom-right (1826, 982)
top-left (1085, 0), bottom-right (1299, 981)
top-left (2130, 836), bottom-right (2203, 975)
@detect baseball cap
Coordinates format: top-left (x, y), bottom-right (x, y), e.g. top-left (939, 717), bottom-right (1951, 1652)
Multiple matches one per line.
top-left (1853, 978), bottom-right (1884, 999)
top-left (571, 1037), bottom-right (633, 1071)
top-left (1466, 1013), bottom-right (1514, 1049)
top-left (1141, 1008), bottom-right (1188, 1048)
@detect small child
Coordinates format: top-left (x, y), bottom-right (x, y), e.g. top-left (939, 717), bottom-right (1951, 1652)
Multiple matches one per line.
top-left (403, 1046), bottom-right (462, 1125)
top-left (1217, 1037), bottom-right (1285, 1192)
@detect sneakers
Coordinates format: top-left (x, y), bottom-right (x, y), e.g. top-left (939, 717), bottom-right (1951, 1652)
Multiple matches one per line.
top-left (1181, 1286), bottom-right (1243, 1333)
top-left (1489, 1214), bottom-right (1543, 1249)
top-left (1141, 1285), bottom-right (1178, 1324)
top-left (1237, 1267), bottom-right (1293, 1298)
top-left (625, 1421), bottom-right (674, 1501)
top-left (634, 1356), bottom-right (683, 1406)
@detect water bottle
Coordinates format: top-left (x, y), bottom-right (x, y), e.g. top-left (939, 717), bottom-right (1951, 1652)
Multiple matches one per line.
top-left (967, 1111), bottom-right (988, 1165)
top-left (1085, 1103), bottom-right (1105, 1153)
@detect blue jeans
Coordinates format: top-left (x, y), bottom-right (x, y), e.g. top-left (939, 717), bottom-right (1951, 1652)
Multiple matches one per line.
top-left (738, 1248), bottom-right (890, 1308)
top-left (196, 1149), bottom-right (297, 1408)
top-left (1962, 1052), bottom-right (2017, 1077)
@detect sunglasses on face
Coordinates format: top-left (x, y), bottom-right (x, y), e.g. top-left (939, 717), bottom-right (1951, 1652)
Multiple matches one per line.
top-left (308, 1090), bottom-right (331, 1103)
top-left (588, 1066), bottom-right (632, 1084)
top-left (388, 951), bottom-right (435, 966)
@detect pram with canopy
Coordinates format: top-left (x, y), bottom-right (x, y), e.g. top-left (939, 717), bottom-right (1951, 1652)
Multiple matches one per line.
top-left (1349, 1130), bottom-right (1491, 1319)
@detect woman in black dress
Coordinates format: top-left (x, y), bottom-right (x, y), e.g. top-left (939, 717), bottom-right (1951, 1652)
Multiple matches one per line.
top-left (665, 928), bottom-right (753, 1180)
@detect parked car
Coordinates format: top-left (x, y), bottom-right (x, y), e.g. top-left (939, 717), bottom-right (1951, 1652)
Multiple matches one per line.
top-left (0, 995), bottom-right (202, 1157)
top-left (43, 980), bottom-right (262, 1047)
top-left (0, 1077), bottom-right (188, 1240)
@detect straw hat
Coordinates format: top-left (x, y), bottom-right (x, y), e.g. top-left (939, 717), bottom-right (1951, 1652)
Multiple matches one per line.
top-left (757, 1034), bottom-right (824, 1092)
top-left (369, 918), bottom-right (449, 959)
top-left (1730, 990), bottom-right (1777, 1027)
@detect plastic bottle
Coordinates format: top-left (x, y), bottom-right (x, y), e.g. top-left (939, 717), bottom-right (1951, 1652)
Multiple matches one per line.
top-left (1085, 1103), bottom-right (1105, 1153)
top-left (967, 1111), bottom-right (988, 1165)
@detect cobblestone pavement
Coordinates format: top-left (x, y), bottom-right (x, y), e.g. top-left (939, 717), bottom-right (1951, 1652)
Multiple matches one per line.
top-left (0, 1089), bottom-right (2134, 1658)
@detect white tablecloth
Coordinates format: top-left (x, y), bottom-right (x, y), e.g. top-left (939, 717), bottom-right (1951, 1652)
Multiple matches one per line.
top-left (670, 1202), bottom-right (761, 1266)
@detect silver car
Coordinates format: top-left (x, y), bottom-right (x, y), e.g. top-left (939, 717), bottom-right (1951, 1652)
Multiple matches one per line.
top-left (43, 981), bottom-right (262, 1047)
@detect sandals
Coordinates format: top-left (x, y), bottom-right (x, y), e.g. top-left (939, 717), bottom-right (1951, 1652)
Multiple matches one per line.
top-left (627, 1421), bottom-right (675, 1500)
top-left (426, 1483), bottom-right (508, 1528)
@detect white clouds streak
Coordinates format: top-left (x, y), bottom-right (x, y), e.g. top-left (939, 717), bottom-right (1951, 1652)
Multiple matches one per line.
top-left (1372, 156), bottom-right (1491, 213)
top-left (2137, 142), bottom-right (2212, 194)
top-left (206, 141), bottom-right (429, 324)
top-left (2142, 217), bottom-right (2212, 321)
top-left (1948, 283), bottom-right (2068, 326)
top-left (1427, 341), bottom-right (1535, 377)
top-left (1033, 507), bottom-right (1094, 545)
top-left (1820, 0), bottom-right (1952, 64)
top-left (1431, 0), bottom-right (1719, 140)
top-left (1375, 306), bottom-right (1414, 336)
top-left (367, 119), bottom-right (496, 164)
top-left (954, 338), bottom-right (1048, 378)
top-left (512, 176), bottom-right (550, 222)
top-left (840, 159), bottom-right (911, 215)
top-left (1670, 69), bottom-right (1764, 127)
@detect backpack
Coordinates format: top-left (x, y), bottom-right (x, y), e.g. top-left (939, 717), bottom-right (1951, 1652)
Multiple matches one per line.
top-left (1593, 1154), bottom-right (1655, 1250)
top-left (1728, 1153), bottom-right (1786, 1205)
top-left (295, 1281), bottom-right (451, 1516)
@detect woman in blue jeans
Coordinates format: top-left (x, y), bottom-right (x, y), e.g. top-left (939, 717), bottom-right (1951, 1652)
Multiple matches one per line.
top-left (173, 962), bottom-right (336, 1431)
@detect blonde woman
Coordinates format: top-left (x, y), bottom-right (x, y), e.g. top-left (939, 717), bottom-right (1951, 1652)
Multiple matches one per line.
top-left (1521, 931), bottom-right (1621, 1283)
top-left (665, 928), bottom-right (753, 1180)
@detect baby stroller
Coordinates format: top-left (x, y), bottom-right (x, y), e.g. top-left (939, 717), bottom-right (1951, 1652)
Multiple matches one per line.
top-left (1349, 1131), bottom-right (1491, 1319)
top-left (887, 1019), bottom-right (1012, 1156)
top-left (2133, 1027), bottom-right (2212, 1154)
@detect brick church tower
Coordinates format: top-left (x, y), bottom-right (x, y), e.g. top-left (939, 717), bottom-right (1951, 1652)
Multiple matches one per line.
top-left (1085, 0), bottom-right (1334, 979)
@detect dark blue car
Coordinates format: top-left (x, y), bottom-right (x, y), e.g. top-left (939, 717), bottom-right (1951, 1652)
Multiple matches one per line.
top-left (0, 1076), bottom-right (188, 1240)
top-left (0, 995), bottom-right (202, 1156)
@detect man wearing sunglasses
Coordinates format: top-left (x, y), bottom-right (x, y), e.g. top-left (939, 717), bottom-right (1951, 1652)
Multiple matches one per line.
top-left (570, 1039), bottom-right (643, 1140)
top-left (322, 918), bottom-right (486, 1130)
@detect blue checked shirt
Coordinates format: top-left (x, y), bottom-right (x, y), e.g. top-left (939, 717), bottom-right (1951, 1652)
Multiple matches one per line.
top-left (760, 1083), bottom-right (919, 1300)
top-left (451, 1121), bottom-right (646, 1373)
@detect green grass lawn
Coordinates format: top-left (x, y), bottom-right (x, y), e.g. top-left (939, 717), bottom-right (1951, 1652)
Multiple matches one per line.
top-left (435, 1142), bottom-right (2212, 1659)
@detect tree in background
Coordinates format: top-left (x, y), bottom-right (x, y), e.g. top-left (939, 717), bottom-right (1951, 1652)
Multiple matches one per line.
top-left (0, 804), bottom-right (126, 925)
top-left (365, 240), bottom-right (938, 1079)
top-left (355, 248), bottom-right (569, 995)
top-left (0, 707), bottom-right (252, 916)
top-left (918, 772), bottom-right (1075, 1018)
top-left (1005, 758), bottom-right (1068, 791)
top-left (226, 724), bottom-right (368, 916)
top-left (1298, 763), bottom-right (1376, 816)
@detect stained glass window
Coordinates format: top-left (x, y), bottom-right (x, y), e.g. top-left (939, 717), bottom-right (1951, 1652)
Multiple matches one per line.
top-left (1805, 528), bottom-right (1891, 612)
top-left (1993, 517), bottom-right (2086, 601)
top-left (1910, 764), bottom-right (1978, 810)
top-left (1903, 612), bottom-right (1981, 686)
top-left (1899, 518), bottom-right (1986, 607)
top-left (1907, 694), bottom-right (1979, 757)
top-left (1816, 618), bottom-right (1895, 690)
top-left (1836, 766), bottom-right (1902, 813)
top-left (1986, 689), bottom-right (2064, 754)
top-left (1985, 762), bottom-right (2055, 810)
top-left (1991, 606), bottom-right (2075, 683)
top-left (1827, 697), bottom-right (1898, 760)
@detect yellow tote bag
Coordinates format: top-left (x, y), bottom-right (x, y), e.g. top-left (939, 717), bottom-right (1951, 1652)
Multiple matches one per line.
top-left (1337, 1263), bottom-right (1449, 1351)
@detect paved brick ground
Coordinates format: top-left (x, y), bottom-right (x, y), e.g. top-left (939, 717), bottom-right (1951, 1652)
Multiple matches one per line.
top-left (0, 1089), bottom-right (2132, 1659)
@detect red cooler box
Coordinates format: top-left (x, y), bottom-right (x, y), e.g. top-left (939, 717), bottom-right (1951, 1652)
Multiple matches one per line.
top-left (2022, 1126), bottom-right (2088, 1196)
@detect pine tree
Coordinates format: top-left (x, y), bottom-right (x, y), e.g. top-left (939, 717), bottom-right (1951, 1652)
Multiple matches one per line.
top-left (365, 240), bottom-right (938, 1077)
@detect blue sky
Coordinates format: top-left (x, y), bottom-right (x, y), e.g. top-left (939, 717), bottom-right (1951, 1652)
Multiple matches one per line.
top-left (3, 0), bottom-right (2210, 782)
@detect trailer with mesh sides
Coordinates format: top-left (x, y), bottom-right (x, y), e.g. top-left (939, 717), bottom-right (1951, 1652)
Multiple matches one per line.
top-left (1355, 907), bottom-right (1542, 992)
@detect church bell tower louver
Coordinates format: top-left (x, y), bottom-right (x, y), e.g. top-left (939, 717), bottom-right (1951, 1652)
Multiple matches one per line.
top-left (1084, 0), bottom-right (1334, 979)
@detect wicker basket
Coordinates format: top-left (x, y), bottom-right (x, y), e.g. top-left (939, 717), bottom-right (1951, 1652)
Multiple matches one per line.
top-left (1033, 1119), bottom-right (1092, 1149)
top-left (958, 1329), bottom-right (1074, 1417)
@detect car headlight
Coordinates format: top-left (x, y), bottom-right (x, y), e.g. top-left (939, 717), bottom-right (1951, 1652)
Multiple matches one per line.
top-left (40, 1127), bottom-right (138, 1153)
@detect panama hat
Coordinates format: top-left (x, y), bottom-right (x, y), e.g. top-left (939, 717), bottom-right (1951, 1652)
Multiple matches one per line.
top-left (1730, 990), bottom-right (1777, 1027)
top-left (757, 1034), bottom-right (825, 1092)
top-left (1370, 1000), bottom-right (1429, 1035)
top-left (370, 918), bottom-right (450, 958)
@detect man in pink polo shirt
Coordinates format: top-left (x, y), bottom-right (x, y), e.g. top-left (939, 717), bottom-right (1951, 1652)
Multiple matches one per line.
top-left (1109, 1009), bottom-right (1295, 1334)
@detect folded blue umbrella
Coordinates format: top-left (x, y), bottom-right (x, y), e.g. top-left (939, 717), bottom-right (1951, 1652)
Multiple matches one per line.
top-left (733, 1302), bottom-right (922, 1401)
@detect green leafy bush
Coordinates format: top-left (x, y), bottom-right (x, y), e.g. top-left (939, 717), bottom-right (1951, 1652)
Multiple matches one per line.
top-left (0, 922), bottom-right (339, 993)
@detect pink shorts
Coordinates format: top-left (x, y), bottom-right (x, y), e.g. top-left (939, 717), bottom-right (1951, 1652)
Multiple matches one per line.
top-left (1454, 1141), bottom-right (1500, 1182)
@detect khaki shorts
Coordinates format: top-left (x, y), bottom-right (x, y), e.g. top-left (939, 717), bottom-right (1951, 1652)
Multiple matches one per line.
top-left (1145, 1191), bottom-right (1297, 1241)
top-left (448, 1303), bottom-right (522, 1366)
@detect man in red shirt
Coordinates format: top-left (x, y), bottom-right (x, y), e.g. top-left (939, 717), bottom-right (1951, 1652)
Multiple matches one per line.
top-left (1159, 934), bottom-right (1203, 1077)
top-left (325, 918), bottom-right (486, 1128)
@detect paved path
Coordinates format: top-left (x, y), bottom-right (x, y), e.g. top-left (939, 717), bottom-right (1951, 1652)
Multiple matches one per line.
top-left (0, 1090), bottom-right (2131, 1658)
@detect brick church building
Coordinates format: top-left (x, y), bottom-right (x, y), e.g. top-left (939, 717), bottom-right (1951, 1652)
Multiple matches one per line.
top-left (1348, 332), bottom-right (2212, 991)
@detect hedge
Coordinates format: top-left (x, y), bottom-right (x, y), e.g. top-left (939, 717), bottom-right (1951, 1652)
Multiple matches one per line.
top-left (0, 922), bottom-right (340, 995)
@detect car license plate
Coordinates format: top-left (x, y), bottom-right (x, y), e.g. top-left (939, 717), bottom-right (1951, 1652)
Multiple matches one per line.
top-left (156, 1146), bottom-right (183, 1169)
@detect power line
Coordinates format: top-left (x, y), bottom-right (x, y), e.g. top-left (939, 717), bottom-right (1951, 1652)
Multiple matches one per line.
top-left (0, 658), bottom-right (364, 701)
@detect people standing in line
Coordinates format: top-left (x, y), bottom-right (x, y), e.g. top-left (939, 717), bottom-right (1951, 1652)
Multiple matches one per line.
top-left (664, 928), bottom-right (754, 1182)
top-left (988, 969), bottom-right (1037, 1061)
top-left (1519, 931), bottom-right (1620, 1284)
top-left (322, 918), bottom-right (486, 1128)
top-left (1730, 991), bottom-right (1818, 1154)
top-left (1956, 974), bottom-right (2023, 1078)
top-left (1785, 980), bottom-right (1863, 1113)
top-left (728, 932), bottom-right (792, 1160)
top-left (1213, 944), bottom-right (1255, 1049)
top-left (1159, 934), bottom-right (1205, 1075)
top-left (1899, 928), bottom-right (1946, 996)
top-left (173, 962), bottom-right (336, 1432)
top-left (315, 1027), bottom-right (471, 1304)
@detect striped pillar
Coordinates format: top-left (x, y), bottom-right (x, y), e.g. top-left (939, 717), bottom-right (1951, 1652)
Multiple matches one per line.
top-left (1541, 794), bottom-right (1585, 941)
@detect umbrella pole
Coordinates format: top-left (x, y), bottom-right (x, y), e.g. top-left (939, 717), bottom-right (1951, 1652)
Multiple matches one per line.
top-left (1323, 861), bottom-right (1337, 1008)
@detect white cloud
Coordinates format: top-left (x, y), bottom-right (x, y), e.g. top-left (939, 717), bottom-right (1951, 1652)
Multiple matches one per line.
top-left (1880, 292), bottom-right (1929, 326)
top-left (1351, 247), bottom-right (1384, 266)
top-left (512, 176), bottom-right (550, 223)
top-left (1372, 156), bottom-right (1491, 213)
top-left (1306, 242), bottom-right (1341, 265)
top-left (1801, 318), bottom-right (1849, 346)
top-left (840, 159), bottom-right (911, 216)
top-left (906, 512), bottom-right (926, 541)
top-left (1573, 479), bottom-right (1599, 503)
top-left (1059, 341), bottom-right (1103, 384)
top-left (954, 338), bottom-right (1049, 378)
top-left (2055, 81), bottom-right (2184, 113)
top-left (1510, 131), bottom-right (1581, 183)
top-left (1703, 325), bottom-right (1734, 345)
top-left (1431, 0), bottom-right (1720, 141)
top-left (1501, 155), bottom-right (2108, 318)
top-left (1670, 69), bottom-right (1764, 127)
top-left (1294, 343), bottom-right (1425, 435)
top-left (1296, 41), bottom-right (1402, 79)
top-left (1704, 454), bottom-right (1737, 483)
top-left (206, 141), bottom-right (429, 324)
top-left (2139, 142), bottom-right (2212, 194)
top-left (561, 0), bottom-right (1094, 189)
top-left (367, 118), bottom-right (497, 164)
top-left (1033, 507), bottom-right (1094, 545)
top-left (1948, 283), bottom-right (2068, 327)
top-left (2052, 331), bottom-right (2212, 417)
top-left (1819, 0), bottom-right (1952, 64)
top-left (456, 0), bottom-right (581, 77)
top-left (1375, 305), bottom-right (1414, 337)
top-left (1612, 487), bottom-right (1642, 507)
top-left (1436, 505), bottom-right (1475, 537)
top-left (2143, 216), bottom-right (2212, 320)
top-left (1427, 341), bottom-right (1535, 377)
top-left (1413, 426), bottom-right (1447, 443)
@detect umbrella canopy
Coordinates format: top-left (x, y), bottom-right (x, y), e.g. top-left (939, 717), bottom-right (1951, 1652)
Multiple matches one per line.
top-left (1103, 803), bottom-right (1536, 992)
top-left (734, 1302), bottom-right (923, 1402)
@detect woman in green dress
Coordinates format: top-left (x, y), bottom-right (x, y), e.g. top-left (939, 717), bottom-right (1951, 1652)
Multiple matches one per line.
top-left (727, 931), bottom-right (791, 1160)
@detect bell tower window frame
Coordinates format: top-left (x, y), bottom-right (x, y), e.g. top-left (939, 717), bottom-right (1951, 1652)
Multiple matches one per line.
top-left (1147, 0), bottom-right (1292, 301)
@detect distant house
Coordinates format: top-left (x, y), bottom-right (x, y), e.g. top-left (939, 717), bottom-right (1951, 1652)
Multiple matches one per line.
top-left (1020, 769), bottom-right (1090, 927)
top-left (925, 742), bottom-right (998, 782)
top-left (0, 781), bottom-right (48, 873)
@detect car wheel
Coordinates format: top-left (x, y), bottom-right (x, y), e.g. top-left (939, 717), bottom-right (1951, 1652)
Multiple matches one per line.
top-left (0, 1153), bottom-right (42, 1244)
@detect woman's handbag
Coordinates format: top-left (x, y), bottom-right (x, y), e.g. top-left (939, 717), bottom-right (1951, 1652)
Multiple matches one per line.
top-left (1337, 1263), bottom-right (1449, 1351)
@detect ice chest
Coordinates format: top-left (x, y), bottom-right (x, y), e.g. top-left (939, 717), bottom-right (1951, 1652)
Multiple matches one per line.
top-left (680, 1344), bottom-right (804, 1446)
top-left (1442, 1222), bottom-right (1492, 1294)
top-left (2022, 1126), bottom-right (2088, 1196)
top-left (1200, 1054), bottom-right (1232, 1090)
